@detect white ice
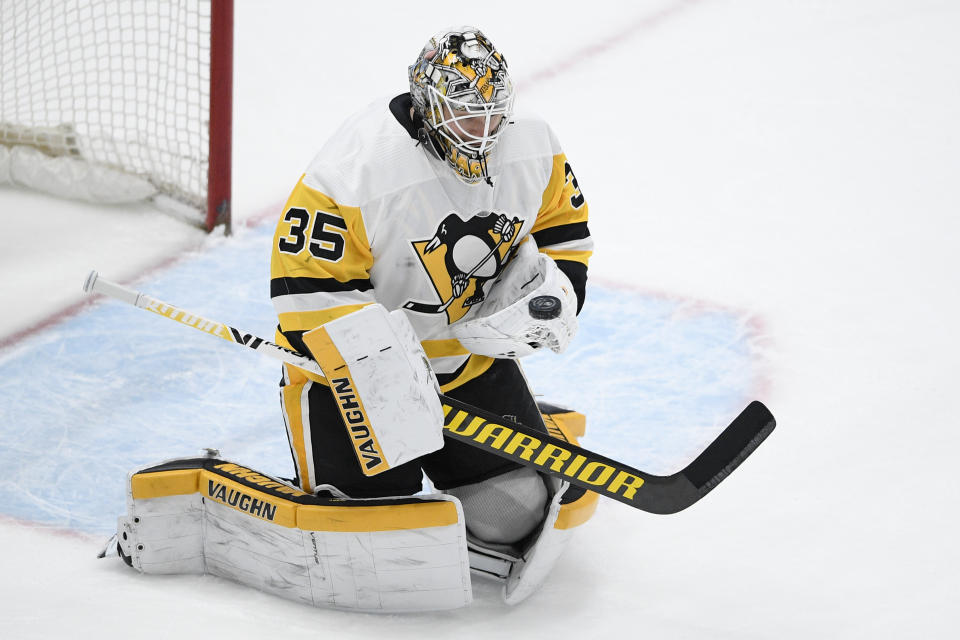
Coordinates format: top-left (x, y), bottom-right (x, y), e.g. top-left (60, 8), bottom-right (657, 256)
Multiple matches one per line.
top-left (1, 0), bottom-right (957, 637)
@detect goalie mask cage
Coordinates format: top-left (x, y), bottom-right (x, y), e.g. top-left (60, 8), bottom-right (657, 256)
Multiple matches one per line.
top-left (0, 0), bottom-right (233, 233)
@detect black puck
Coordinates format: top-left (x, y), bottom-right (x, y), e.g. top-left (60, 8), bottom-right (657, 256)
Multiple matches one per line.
top-left (528, 295), bottom-right (561, 320)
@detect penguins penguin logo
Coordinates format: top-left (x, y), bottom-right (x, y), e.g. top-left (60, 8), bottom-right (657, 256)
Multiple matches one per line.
top-left (404, 211), bottom-right (523, 323)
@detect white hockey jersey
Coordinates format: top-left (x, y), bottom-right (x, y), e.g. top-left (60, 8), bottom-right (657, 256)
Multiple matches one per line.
top-left (270, 95), bottom-right (592, 390)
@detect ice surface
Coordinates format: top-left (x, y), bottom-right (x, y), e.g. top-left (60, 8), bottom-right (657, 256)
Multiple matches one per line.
top-left (1, 0), bottom-right (958, 637)
top-left (0, 221), bottom-right (758, 535)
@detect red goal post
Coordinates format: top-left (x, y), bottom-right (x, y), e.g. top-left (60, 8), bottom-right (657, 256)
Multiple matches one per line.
top-left (0, 0), bottom-right (233, 233)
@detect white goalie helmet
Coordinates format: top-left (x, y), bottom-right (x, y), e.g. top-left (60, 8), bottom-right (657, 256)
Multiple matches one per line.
top-left (409, 27), bottom-right (515, 184)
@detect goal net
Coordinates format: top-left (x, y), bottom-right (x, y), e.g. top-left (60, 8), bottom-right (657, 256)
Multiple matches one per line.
top-left (0, 0), bottom-right (232, 232)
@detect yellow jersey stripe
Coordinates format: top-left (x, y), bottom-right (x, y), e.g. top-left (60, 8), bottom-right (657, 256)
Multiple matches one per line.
top-left (270, 176), bottom-right (373, 288)
top-left (534, 153), bottom-right (589, 234)
top-left (439, 354), bottom-right (495, 392)
top-left (422, 338), bottom-right (470, 359)
top-left (542, 248), bottom-right (592, 266)
top-left (277, 303), bottom-right (373, 332)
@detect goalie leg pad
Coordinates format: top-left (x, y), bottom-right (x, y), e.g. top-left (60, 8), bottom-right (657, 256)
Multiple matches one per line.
top-left (447, 467), bottom-right (549, 545)
top-left (465, 402), bottom-right (599, 605)
top-left (465, 479), bottom-right (599, 605)
top-left (115, 456), bottom-right (473, 612)
top-left (503, 480), bottom-right (598, 604)
top-left (303, 303), bottom-right (445, 477)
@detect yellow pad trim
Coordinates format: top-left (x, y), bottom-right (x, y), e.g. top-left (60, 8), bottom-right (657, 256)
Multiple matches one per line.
top-left (131, 469), bottom-right (200, 499)
top-left (298, 501), bottom-right (458, 532)
top-left (303, 325), bottom-right (389, 476)
top-left (554, 490), bottom-right (599, 530)
top-left (542, 410), bottom-right (587, 444)
top-left (281, 384), bottom-right (314, 492)
top-left (202, 470), bottom-right (299, 527)
top-left (130, 466), bottom-right (459, 532)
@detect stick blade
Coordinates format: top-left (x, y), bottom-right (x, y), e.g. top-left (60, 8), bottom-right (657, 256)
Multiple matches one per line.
top-left (670, 400), bottom-right (776, 507)
top-left (636, 402), bottom-right (776, 515)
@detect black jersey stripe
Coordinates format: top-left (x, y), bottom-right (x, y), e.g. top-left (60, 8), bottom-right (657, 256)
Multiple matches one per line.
top-left (555, 260), bottom-right (588, 314)
top-left (271, 276), bottom-right (373, 298)
top-left (532, 221), bottom-right (591, 248)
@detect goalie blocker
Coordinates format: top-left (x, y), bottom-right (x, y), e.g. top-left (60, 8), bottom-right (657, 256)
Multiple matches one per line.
top-left (302, 303), bottom-right (446, 476)
top-left (107, 405), bottom-right (597, 612)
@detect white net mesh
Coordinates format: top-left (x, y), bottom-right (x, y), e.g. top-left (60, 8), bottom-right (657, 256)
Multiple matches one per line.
top-left (0, 0), bottom-right (212, 212)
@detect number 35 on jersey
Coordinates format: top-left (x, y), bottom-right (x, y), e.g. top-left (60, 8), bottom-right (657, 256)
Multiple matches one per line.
top-left (277, 207), bottom-right (348, 262)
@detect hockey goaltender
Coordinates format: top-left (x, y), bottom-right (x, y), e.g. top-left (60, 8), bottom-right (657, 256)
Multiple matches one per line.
top-left (105, 25), bottom-right (599, 612)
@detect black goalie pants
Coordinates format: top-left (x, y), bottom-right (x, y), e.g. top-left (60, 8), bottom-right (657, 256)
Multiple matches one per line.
top-left (279, 358), bottom-right (548, 498)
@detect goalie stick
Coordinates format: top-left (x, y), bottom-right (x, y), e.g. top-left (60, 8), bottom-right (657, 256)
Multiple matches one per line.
top-left (82, 270), bottom-right (776, 514)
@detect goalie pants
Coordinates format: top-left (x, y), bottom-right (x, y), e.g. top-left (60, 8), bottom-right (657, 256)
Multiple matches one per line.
top-left (280, 358), bottom-right (548, 498)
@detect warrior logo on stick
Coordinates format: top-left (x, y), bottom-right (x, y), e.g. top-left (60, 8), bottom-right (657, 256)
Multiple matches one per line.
top-left (404, 211), bottom-right (523, 323)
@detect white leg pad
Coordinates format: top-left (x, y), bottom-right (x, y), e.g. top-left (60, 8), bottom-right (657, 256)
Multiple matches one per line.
top-left (466, 404), bottom-right (599, 605)
top-left (504, 480), bottom-right (579, 604)
top-left (467, 479), bottom-right (599, 605)
top-left (116, 457), bottom-right (473, 612)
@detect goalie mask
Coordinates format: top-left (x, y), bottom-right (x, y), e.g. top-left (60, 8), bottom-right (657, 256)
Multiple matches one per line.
top-left (409, 27), bottom-right (515, 184)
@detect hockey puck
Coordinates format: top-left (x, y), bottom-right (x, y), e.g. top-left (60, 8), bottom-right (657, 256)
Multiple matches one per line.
top-left (528, 295), bottom-right (562, 320)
